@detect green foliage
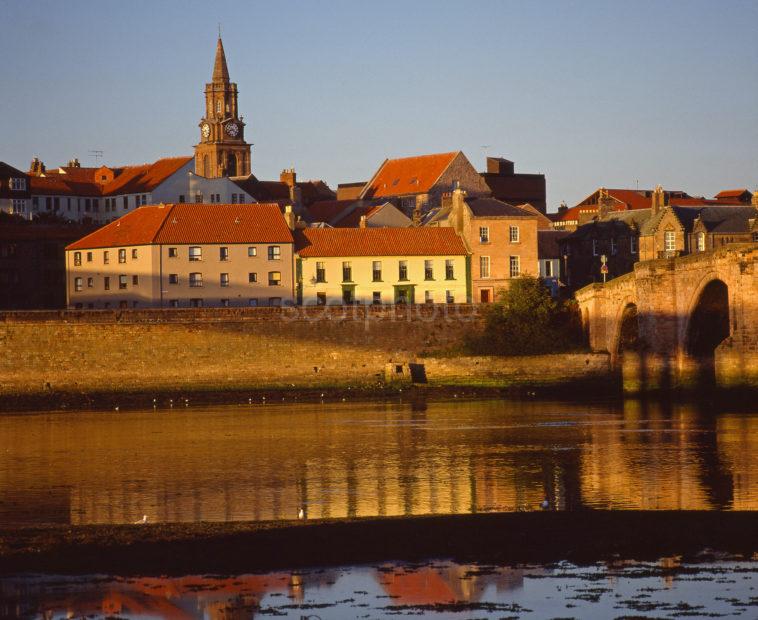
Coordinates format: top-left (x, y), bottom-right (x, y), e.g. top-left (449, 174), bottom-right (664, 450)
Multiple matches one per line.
top-left (465, 276), bottom-right (585, 356)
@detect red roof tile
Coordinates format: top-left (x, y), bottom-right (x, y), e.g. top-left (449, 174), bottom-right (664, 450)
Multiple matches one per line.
top-left (715, 189), bottom-right (749, 198)
top-left (307, 199), bottom-right (357, 223)
top-left (103, 157), bottom-right (192, 196)
top-left (66, 203), bottom-right (292, 250)
top-left (296, 226), bottom-right (467, 257)
top-left (362, 152), bottom-right (459, 199)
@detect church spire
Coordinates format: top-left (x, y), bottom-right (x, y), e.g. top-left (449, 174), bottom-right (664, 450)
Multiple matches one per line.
top-left (212, 37), bottom-right (230, 83)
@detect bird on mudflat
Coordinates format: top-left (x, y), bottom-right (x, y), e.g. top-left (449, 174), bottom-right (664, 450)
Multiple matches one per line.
top-left (134, 514), bottom-right (148, 524)
top-left (298, 507), bottom-right (305, 520)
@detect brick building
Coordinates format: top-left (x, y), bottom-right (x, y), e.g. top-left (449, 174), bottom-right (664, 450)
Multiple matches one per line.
top-left (430, 186), bottom-right (540, 302)
top-left (480, 157), bottom-right (547, 214)
top-left (66, 203), bottom-right (296, 309)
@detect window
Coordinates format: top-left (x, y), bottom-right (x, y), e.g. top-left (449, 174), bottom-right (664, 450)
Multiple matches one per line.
top-left (119, 275), bottom-right (127, 289)
top-left (169, 299), bottom-right (179, 308)
top-left (247, 246), bottom-right (257, 257)
top-left (268, 246), bottom-right (281, 260)
top-left (630, 236), bottom-right (638, 254)
top-left (544, 261), bottom-right (553, 278)
top-left (104, 276), bottom-right (110, 290)
top-left (74, 277), bottom-right (83, 292)
top-left (168, 247), bottom-right (178, 258)
top-left (179, 195), bottom-right (186, 203)
top-left (103, 250), bottom-right (109, 264)
top-left (216, 100), bottom-right (222, 114)
top-left (479, 227), bottom-right (490, 243)
top-left (317, 292), bottom-right (326, 306)
top-left (610, 239), bottom-right (617, 255)
top-left (510, 255), bottom-right (520, 278)
top-left (169, 274), bottom-right (179, 284)
top-left (220, 247), bottom-right (229, 261)
top-left (509, 226), bottom-right (520, 243)
top-left (220, 273), bottom-right (230, 287)
top-left (86, 277), bottom-right (93, 288)
top-left (132, 249), bottom-right (138, 259)
top-left (372, 261), bottom-right (382, 282)
top-left (248, 272), bottom-right (258, 283)
top-left (664, 230), bottom-right (676, 252)
top-left (372, 291), bottom-right (382, 305)
top-left (316, 262), bottom-right (326, 283)
top-left (195, 193), bottom-right (203, 203)
top-left (190, 298), bottom-right (203, 308)
top-left (86, 252), bottom-right (93, 262)
top-left (425, 290), bottom-right (434, 304)
top-left (132, 275), bottom-right (139, 286)
top-left (342, 261), bottom-right (352, 282)
top-left (189, 246), bottom-right (202, 261)
top-left (445, 259), bottom-right (455, 280)
top-left (10, 178), bottom-right (26, 191)
top-left (446, 290), bottom-right (455, 304)
top-left (104, 302), bottom-right (110, 308)
top-left (74, 252), bottom-right (81, 266)
top-left (231, 193), bottom-right (238, 204)
top-left (592, 239), bottom-right (598, 256)
top-left (269, 297), bottom-right (282, 307)
top-left (189, 272), bottom-right (203, 287)
top-left (268, 271), bottom-right (281, 286)
top-left (480, 256), bottom-right (491, 278)
top-left (424, 259), bottom-right (434, 280)
top-left (74, 303), bottom-right (82, 309)
top-left (696, 232), bottom-right (706, 252)
top-left (753, 232), bottom-right (758, 242)
top-left (122, 196), bottom-right (128, 210)
top-left (221, 299), bottom-right (230, 307)
top-left (342, 288), bottom-right (354, 304)
top-left (118, 249), bottom-right (126, 263)
top-left (398, 260), bottom-right (408, 281)
top-left (248, 298), bottom-right (258, 307)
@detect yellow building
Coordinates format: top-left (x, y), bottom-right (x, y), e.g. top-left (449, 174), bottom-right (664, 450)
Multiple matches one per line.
top-left (296, 227), bottom-right (469, 305)
top-left (66, 203), bottom-right (296, 308)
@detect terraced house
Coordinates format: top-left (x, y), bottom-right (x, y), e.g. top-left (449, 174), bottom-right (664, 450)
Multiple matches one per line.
top-left (66, 203), bottom-right (295, 309)
top-left (296, 227), bottom-right (469, 305)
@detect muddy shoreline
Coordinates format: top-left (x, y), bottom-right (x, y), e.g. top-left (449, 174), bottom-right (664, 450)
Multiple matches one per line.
top-left (1, 511), bottom-right (756, 575)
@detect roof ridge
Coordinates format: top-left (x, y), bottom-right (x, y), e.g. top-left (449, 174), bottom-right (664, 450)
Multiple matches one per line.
top-left (151, 203), bottom-right (177, 243)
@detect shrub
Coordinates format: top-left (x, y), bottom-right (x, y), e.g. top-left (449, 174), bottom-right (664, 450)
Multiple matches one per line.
top-left (465, 276), bottom-right (584, 355)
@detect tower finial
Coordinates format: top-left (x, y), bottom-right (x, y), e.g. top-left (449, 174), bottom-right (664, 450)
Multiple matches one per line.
top-left (218, 22), bottom-right (221, 39)
top-left (212, 35), bottom-right (230, 83)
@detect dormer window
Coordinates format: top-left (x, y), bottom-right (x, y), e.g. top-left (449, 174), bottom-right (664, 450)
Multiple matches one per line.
top-left (10, 178), bottom-right (26, 191)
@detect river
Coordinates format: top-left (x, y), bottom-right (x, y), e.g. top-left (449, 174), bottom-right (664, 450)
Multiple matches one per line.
top-left (1, 397), bottom-right (756, 525)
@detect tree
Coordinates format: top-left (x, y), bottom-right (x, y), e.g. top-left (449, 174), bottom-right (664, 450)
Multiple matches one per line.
top-left (465, 276), bottom-right (584, 355)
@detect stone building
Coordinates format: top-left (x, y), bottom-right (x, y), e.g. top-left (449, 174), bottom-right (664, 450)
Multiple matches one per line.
top-left (0, 162), bottom-right (31, 219)
top-left (429, 186), bottom-right (540, 303)
top-left (359, 151), bottom-right (490, 218)
top-left (479, 157), bottom-right (547, 214)
top-left (193, 37), bottom-right (251, 178)
top-left (295, 227), bottom-right (469, 305)
top-left (66, 203), bottom-right (295, 309)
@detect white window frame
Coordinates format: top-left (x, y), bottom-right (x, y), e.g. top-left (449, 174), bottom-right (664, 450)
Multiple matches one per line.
top-left (480, 255), bottom-right (491, 279)
top-left (509, 255), bottom-right (520, 278)
top-left (479, 226), bottom-right (490, 243)
top-left (664, 230), bottom-right (676, 252)
top-left (509, 225), bottom-right (520, 243)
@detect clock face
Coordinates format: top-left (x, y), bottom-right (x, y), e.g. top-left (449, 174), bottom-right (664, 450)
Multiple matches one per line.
top-left (201, 123), bottom-right (210, 139)
top-left (225, 122), bottom-right (239, 137)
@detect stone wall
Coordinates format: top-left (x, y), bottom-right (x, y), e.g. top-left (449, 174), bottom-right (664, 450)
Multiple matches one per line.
top-left (0, 305), bottom-right (610, 398)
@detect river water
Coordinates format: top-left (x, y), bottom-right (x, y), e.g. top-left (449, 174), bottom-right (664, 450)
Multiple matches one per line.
top-left (1, 397), bottom-right (756, 525)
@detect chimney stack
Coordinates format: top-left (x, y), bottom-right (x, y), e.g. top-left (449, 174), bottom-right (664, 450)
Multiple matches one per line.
top-left (283, 204), bottom-right (296, 231)
top-left (451, 180), bottom-right (467, 234)
top-left (752, 190), bottom-right (758, 208)
top-left (651, 184), bottom-right (665, 214)
top-left (280, 168), bottom-right (296, 187)
top-left (68, 158), bottom-right (81, 168)
top-left (359, 214), bottom-right (367, 228)
top-left (598, 187), bottom-right (613, 219)
top-left (29, 157), bottom-right (46, 176)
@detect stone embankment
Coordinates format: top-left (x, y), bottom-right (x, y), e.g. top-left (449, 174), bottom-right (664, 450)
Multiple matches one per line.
top-left (0, 306), bottom-right (611, 408)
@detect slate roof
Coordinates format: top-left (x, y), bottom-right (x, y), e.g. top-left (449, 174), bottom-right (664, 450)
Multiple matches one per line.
top-left (66, 203), bottom-right (292, 250)
top-left (295, 226), bottom-right (468, 257)
top-left (639, 205), bottom-right (756, 236)
top-left (362, 152), bottom-right (459, 199)
top-left (465, 197), bottom-right (537, 218)
top-left (232, 176), bottom-right (336, 207)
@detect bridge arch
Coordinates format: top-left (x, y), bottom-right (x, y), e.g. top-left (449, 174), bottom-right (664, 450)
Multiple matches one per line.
top-left (684, 278), bottom-right (730, 357)
top-left (610, 296), bottom-right (638, 364)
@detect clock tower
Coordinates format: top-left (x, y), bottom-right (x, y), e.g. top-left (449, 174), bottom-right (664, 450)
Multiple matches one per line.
top-left (194, 37), bottom-right (251, 178)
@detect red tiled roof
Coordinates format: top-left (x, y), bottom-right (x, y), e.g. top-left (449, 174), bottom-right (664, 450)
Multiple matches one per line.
top-left (362, 151), bottom-right (458, 199)
top-left (102, 157), bottom-right (192, 196)
top-left (296, 226), bottom-right (467, 257)
top-left (555, 204), bottom-right (588, 222)
top-left (715, 189), bottom-right (748, 198)
top-left (306, 199), bottom-right (357, 223)
top-left (66, 203), bottom-right (292, 250)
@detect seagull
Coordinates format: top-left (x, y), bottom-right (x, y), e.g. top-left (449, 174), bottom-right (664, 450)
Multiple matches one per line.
top-left (298, 507), bottom-right (305, 520)
top-left (134, 514), bottom-right (148, 524)
top-left (540, 499), bottom-right (550, 510)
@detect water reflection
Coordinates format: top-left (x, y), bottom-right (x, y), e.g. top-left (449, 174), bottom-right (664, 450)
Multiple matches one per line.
top-left (2, 556), bottom-right (756, 619)
top-left (0, 398), bottom-right (757, 525)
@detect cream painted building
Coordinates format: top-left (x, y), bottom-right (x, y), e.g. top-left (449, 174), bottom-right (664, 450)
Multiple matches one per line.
top-left (66, 203), bottom-right (295, 309)
top-left (296, 227), bottom-right (469, 305)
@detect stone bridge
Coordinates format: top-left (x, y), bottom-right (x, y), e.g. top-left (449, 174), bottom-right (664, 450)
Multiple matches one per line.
top-left (575, 243), bottom-right (758, 392)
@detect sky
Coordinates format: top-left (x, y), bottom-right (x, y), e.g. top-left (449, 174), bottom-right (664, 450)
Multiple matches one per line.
top-left (1, 0), bottom-right (757, 210)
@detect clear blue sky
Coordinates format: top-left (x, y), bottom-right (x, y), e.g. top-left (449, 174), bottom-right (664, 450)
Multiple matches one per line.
top-left (2, 0), bottom-right (756, 210)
